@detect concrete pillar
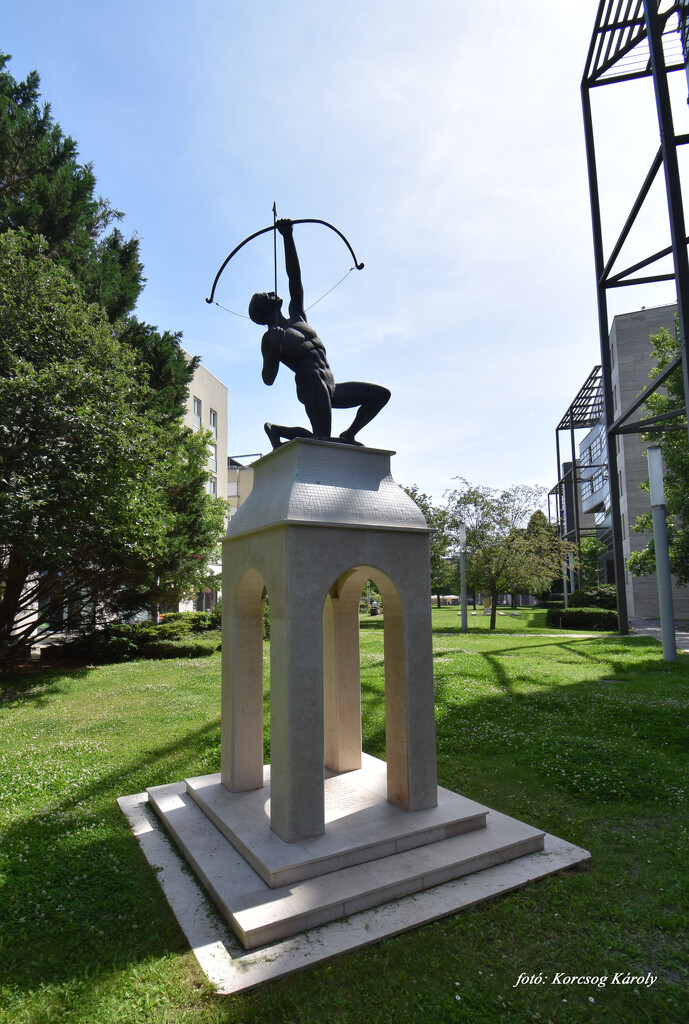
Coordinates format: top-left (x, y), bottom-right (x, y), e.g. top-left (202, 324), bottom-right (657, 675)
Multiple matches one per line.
top-left (269, 583), bottom-right (326, 842)
top-left (220, 568), bottom-right (264, 793)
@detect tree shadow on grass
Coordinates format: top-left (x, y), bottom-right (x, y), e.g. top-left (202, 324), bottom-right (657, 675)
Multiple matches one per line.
top-left (463, 636), bottom-right (662, 693)
top-left (432, 665), bottom-right (688, 818)
top-left (0, 665), bottom-right (95, 706)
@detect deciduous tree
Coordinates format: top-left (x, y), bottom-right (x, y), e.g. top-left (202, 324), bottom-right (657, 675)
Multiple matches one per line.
top-left (444, 479), bottom-right (568, 629)
top-left (404, 485), bottom-right (454, 607)
top-left (628, 323), bottom-right (689, 586)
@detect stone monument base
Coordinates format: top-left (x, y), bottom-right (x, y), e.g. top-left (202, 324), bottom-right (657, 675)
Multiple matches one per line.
top-left (117, 440), bottom-right (590, 989)
top-left (118, 780), bottom-right (589, 993)
top-left (138, 754), bottom-right (588, 953)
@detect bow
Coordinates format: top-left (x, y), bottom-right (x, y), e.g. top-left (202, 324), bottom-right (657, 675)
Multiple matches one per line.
top-left (205, 218), bottom-right (364, 305)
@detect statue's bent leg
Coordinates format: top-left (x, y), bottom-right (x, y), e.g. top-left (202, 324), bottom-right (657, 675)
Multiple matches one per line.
top-left (264, 423), bottom-right (313, 449)
top-left (332, 382), bottom-right (391, 442)
top-left (295, 372), bottom-right (333, 439)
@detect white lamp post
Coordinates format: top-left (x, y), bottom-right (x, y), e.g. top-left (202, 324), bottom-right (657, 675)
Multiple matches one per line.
top-left (647, 445), bottom-right (676, 662)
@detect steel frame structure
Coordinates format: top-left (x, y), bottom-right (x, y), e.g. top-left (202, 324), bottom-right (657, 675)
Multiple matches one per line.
top-left (551, 366), bottom-right (605, 593)
top-left (582, 0), bottom-right (689, 633)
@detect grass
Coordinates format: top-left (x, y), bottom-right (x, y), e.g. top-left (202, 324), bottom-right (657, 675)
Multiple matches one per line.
top-left (0, 612), bottom-right (687, 1023)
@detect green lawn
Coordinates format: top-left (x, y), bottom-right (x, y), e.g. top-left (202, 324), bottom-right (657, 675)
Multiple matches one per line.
top-left (363, 605), bottom-right (611, 635)
top-left (1, 622), bottom-right (687, 1023)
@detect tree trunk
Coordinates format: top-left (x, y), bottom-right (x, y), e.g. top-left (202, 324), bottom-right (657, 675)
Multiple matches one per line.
top-left (0, 550), bottom-right (30, 649)
top-left (489, 588), bottom-right (499, 630)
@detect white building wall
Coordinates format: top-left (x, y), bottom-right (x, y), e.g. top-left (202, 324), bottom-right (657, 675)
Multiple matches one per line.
top-left (180, 355), bottom-right (229, 612)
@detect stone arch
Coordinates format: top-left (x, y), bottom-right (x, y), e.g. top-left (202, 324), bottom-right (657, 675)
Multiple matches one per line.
top-left (322, 563), bottom-right (433, 812)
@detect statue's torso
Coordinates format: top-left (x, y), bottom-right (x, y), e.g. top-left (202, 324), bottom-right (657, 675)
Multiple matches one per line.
top-left (281, 319), bottom-right (334, 385)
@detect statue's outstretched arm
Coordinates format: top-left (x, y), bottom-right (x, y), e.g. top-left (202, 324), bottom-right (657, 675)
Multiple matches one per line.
top-left (277, 220), bottom-right (306, 320)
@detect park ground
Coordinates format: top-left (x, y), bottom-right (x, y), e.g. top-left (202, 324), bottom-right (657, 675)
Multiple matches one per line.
top-left (1, 607), bottom-right (687, 1024)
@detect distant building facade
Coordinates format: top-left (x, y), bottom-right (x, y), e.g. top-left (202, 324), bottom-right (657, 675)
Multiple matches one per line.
top-left (555, 304), bottom-right (689, 620)
top-left (180, 356), bottom-right (262, 613)
top-left (180, 356), bottom-right (229, 613)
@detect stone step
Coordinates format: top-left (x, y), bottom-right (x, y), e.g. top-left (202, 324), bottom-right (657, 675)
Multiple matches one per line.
top-left (182, 755), bottom-right (489, 888)
top-left (147, 781), bottom-right (544, 950)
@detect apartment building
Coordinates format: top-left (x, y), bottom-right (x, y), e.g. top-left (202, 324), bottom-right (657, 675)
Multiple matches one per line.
top-left (180, 356), bottom-right (229, 612)
top-left (556, 304), bottom-right (689, 619)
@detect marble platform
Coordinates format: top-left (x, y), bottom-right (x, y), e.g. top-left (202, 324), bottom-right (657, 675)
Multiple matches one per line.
top-left (179, 754), bottom-right (488, 887)
top-left (118, 787), bottom-right (590, 993)
top-left (145, 755), bottom-right (559, 951)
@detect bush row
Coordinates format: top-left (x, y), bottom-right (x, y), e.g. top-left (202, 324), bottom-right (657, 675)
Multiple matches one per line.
top-left (546, 607), bottom-right (619, 631)
top-left (54, 612), bottom-right (222, 665)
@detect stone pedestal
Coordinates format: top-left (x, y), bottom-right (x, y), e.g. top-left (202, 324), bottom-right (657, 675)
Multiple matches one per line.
top-left (132, 439), bottom-right (590, 965)
top-left (220, 439), bottom-right (437, 843)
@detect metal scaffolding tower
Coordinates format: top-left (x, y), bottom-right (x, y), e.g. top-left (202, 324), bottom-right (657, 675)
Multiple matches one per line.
top-left (582, 0), bottom-right (689, 633)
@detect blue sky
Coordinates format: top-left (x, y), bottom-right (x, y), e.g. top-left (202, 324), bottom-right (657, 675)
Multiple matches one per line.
top-left (4, 1), bottom-right (687, 501)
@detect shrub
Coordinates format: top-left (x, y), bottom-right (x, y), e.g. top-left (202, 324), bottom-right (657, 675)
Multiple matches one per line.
top-left (53, 630), bottom-right (138, 664)
top-left (53, 619), bottom-right (220, 665)
top-left (137, 636), bottom-right (220, 659)
top-left (568, 584), bottom-right (617, 609)
top-left (158, 611), bottom-right (215, 632)
top-left (546, 607), bottom-right (619, 631)
top-left (209, 600), bottom-right (222, 629)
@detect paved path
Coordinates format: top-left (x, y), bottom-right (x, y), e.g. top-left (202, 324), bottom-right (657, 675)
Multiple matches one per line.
top-left (629, 619), bottom-right (689, 653)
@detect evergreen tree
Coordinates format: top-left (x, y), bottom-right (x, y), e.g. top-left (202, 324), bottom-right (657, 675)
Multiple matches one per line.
top-left (0, 53), bottom-right (143, 320)
top-left (0, 53), bottom-right (229, 660)
top-left (118, 319), bottom-right (200, 424)
top-left (0, 232), bottom-right (226, 662)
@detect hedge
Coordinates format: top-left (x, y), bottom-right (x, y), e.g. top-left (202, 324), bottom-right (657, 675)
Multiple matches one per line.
top-left (546, 607), bottom-right (619, 631)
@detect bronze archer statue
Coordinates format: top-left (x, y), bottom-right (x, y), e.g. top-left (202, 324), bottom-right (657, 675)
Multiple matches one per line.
top-left (248, 219), bottom-right (390, 449)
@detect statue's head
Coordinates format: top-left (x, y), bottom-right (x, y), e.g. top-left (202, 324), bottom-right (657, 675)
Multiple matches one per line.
top-left (248, 291), bottom-right (281, 325)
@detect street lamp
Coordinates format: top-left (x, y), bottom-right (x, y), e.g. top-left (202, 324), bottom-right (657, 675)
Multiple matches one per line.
top-left (459, 524), bottom-right (468, 634)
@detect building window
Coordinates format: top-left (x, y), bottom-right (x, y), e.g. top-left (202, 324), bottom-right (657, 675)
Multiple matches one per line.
top-left (210, 408), bottom-right (217, 439)
top-left (209, 476), bottom-right (217, 497)
top-left (209, 444), bottom-right (217, 472)
top-left (195, 589), bottom-right (217, 612)
top-left (193, 396), bottom-right (202, 429)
